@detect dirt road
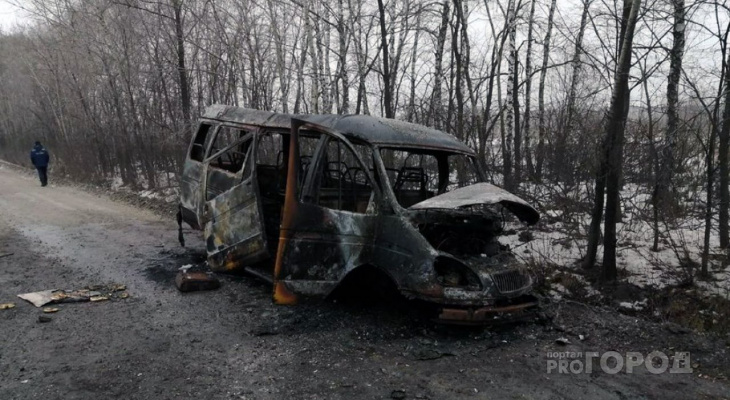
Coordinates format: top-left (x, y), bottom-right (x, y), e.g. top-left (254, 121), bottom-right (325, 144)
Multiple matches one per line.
top-left (0, 165), bottom-right (728, 400)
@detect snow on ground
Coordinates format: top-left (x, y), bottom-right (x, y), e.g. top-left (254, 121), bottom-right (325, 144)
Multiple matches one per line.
top-left (502, 182), bottom-right (730, 300)
top-left (108, 168), bottom-right (179, 203)
top-left (110, 176), bottom-right (124, 191)
top-left (618, 299), bottom-right (648, 311)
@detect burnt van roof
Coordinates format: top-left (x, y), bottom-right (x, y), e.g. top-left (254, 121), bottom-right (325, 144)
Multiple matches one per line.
top-left (201, 105), bottom-right (474, 154)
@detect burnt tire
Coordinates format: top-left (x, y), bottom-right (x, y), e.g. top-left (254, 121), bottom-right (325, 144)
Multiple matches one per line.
top-left (329, 265), bottom-right (401, 306)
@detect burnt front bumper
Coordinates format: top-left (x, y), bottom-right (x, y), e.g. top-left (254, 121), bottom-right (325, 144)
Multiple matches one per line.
top-left (436, 296), bottom-right (539, 325)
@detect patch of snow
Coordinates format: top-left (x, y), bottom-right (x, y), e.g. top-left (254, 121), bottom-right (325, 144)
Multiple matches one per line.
top-left (619, 299), bottom-right (648, 311)
top-left (138, 190), bottom-right (163, 200)
top-left (508, 183), bottom-right (729, 300)
top-left (110, 176), bottom-right (124, 190)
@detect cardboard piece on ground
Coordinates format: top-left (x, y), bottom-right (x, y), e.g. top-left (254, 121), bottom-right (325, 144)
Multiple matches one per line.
top-left (18, 286), bottom-right (127, 307)
top-left (17, 290), bottom-right (57, 307)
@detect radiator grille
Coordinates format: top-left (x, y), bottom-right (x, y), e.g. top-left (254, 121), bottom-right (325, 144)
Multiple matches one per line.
top-left (491, 270), bottom-right (531, 294)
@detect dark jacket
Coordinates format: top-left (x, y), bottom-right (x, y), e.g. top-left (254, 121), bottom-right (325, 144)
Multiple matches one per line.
top-left (30, 144), bottom-right (50, 167)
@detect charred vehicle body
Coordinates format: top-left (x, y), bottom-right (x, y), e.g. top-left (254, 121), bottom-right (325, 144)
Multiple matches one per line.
top-left (179, 105), bottom-right (540, 324)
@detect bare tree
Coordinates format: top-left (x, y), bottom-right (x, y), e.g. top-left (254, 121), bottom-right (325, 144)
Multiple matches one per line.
top-left (584, 0), bottom-right (642, 280)
top-left (536, 0), bottom-right (557, 180)
top-left (655, 0), bottom-right (686, 232)
top-left (503, 0), bottom-right (518, 190)
top-left (336, 0), bottom-right (350, 114)
top-left (172, 0), bottom-right (191, 123)
top-left (556, 0), bottom-right (592, 182)
top-left (523, 0), bottom-right (537, 179)
top-left (376, 0), bottom-right (394, 118)
top-left (430, 0), bottom-right (450, 128)
top-left (720, 17), bottom-right (730, 249)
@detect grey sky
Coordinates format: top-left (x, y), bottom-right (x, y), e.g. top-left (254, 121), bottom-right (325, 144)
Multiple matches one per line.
top-left (0, 1), bottom-right (27, 30)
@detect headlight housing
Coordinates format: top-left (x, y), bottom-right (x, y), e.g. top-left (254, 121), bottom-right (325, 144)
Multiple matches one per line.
top-left (434, 256), bottom-right (483, 291)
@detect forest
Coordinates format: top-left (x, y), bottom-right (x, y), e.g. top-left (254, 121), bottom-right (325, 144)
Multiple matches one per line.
top-left (0, 0), bottom-right (728, 308)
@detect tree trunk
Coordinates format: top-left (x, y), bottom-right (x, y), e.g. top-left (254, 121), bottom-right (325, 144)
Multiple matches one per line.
top-left (657, 0), bottom-right (685, 225)
top-left (503, 0), bottom-right (517, 190)
top-left (293, 7), bottom-right (310, 114)
top-left (583, 0), bottom-right (639, 272)
top-left (172, 0), bottom-right (190, 124)
top-left (376, 0), bottom-right (394, 118)
top-left (536, 0), bottom-right (557, 180)
top-left (601, 0), bottom-right (642, 280)
top-left (309, 9), bottom-right (320, 113)
top-left (452, 0), bottom-right (465, 141)
top-left (702, 126), bottom-right (716, 275)
top-left (268, 0), bottom-right (289, 113)
top-left (407, 10), bottom-right (421, 122)
top-left (317, 5), bottom-right (333, 113)
top-left (461, 1), bottom-right (478, 150)
top-left (641, 67), bottom-right (660, 252)
top-left (719, 34), bottom-right (730, 248)
top-left (512, 20), bottom-right (522, 189)
top-left (523, 0), bottom-right (537, 179)
top-left (583, 136), bottom-right (610, 270)
top-left (337, 0), bottom-right (350, 114)
top-left (347, 0), bottom-right (370, 115)
top-left (481, 0), bottom-right (510, 167)
top-left (558, 0), bottom-right (591, 181)
top-left (431, 1), bottom-right (450, 129)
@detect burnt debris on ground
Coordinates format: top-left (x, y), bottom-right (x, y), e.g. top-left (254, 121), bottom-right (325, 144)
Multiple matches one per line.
top-left (17, 284), bottom-right (129, 308)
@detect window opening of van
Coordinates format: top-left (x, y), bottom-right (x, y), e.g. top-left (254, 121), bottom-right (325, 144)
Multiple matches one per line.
top-left (190, 123), bottom-right (214, 162)
top-left (208, 127), bottom-right (251, 173)
top-left (308, 138), bottom-right (374, 213)
top-left (380, 148), bottom-right (480, 208)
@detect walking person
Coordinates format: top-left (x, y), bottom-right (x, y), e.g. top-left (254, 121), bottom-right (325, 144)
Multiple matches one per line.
top-left (30, 141), bottom-right (50, 187)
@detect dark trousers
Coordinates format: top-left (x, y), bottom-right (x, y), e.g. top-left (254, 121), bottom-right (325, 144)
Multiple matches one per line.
top-left (35, 166), bottom-right (48, 186)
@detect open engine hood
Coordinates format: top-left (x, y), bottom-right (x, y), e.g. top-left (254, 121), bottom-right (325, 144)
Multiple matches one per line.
top-left (409, 183), bottom-right (540, 225)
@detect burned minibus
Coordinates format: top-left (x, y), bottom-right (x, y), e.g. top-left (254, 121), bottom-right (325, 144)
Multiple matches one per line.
top-left (178, 105), bottom-right (540, 324)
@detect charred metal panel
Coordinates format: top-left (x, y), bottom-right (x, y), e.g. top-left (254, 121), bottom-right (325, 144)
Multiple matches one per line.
top-left (205, 168), bottom-right (238, 201)
top-left (202, 105), bottom-right (290, 129)
top-left (369, 214), bottom-right (441, 298)
top-left (302, 114), bottom-right (474, 153)
top-left (409, 182), bottom-right (540, 225)
top-left (437, 297), bottom-right (539, 325)
top-left (404, 208), bottom-right (534, 305)
top-left (284, 210), bottom-right (373, 282)
top-left (274, 119), bottom-right (387, 303)
top-left (200, 105), bottom-right (473, 154)
top-left (180, 159), bottom-right (204, 229)
top-left (204, 180), bottom-right (268, 271)
top-left (278, 203), bottom-right (377, 295)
